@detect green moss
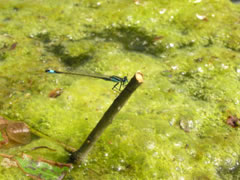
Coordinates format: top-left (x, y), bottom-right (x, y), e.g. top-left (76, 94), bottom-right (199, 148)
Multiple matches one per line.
top-left (0, 0), bottom-right (240, 179)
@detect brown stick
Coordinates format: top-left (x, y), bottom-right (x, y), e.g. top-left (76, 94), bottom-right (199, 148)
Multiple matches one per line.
top-left (30, 128), bottom-right (76, 153)
top-left (69, 72), bottom-right (143, 164)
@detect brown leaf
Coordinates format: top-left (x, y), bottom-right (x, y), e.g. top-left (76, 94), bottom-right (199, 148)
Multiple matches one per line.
top-left (48, 88), bottom-right (63, 98)
top-left (9, 43), bottom-right (17, 50)
top-left (0, 117), bottom-right (32, 148)
top-left (226, 115), bottom-right (240, 128)
top-left (6, 122), bottom-right (31, 144)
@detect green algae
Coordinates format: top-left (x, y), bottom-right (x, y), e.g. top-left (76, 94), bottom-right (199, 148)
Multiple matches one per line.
top-left (0, 0), bottom-right (240, 179)
top-left (0, 131), bottom-right (3, 142)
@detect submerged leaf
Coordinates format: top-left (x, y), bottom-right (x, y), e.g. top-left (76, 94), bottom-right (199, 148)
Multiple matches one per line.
top-left (0, 116), bottom-right (32, 148)
top-left (226, 115), bottom-right (240, 128)
top-left (48, 88), bottom-right (63, 98)
top-left (6, 123), bottom-right (31, 144)
top-left (14, 154), bottom-right (73, 180)
top-left (0, 116), bottom-right (8, 128)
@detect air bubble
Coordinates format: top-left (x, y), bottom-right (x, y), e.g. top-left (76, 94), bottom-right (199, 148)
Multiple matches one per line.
top-left (196, 14), bottom-right (206, 20)
top-left (193, 0), bottom-right (201, 3)
top-left (198, 67), bottom-right (203, 72)
top-left (221, 64), bottom-right (228, 69)
top-left (135, 0), bottom-right (140, 5)
top-left (169, 43), bottom-right (174, 47)
top-left (159, 9), bottom-right (166, 14)
top-left (171, 66), bottom-right (178, 70)
top-left (147, 142), bottom-right (155, 150)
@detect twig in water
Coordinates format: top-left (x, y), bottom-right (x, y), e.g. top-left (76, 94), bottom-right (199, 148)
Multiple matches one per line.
top-left (69, 71), bottom-right (143, 164)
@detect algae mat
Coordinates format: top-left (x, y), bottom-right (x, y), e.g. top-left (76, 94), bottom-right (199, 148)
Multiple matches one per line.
top-left (0, 0), bottom-right (240, 179)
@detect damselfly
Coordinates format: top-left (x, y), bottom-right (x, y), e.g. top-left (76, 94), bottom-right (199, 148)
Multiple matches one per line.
top-left (45, 69), bottom-right (128, 91)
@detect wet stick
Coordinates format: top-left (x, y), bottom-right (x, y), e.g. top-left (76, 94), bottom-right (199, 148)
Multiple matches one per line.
top-left (69, 71), bottom-right (144, 164)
